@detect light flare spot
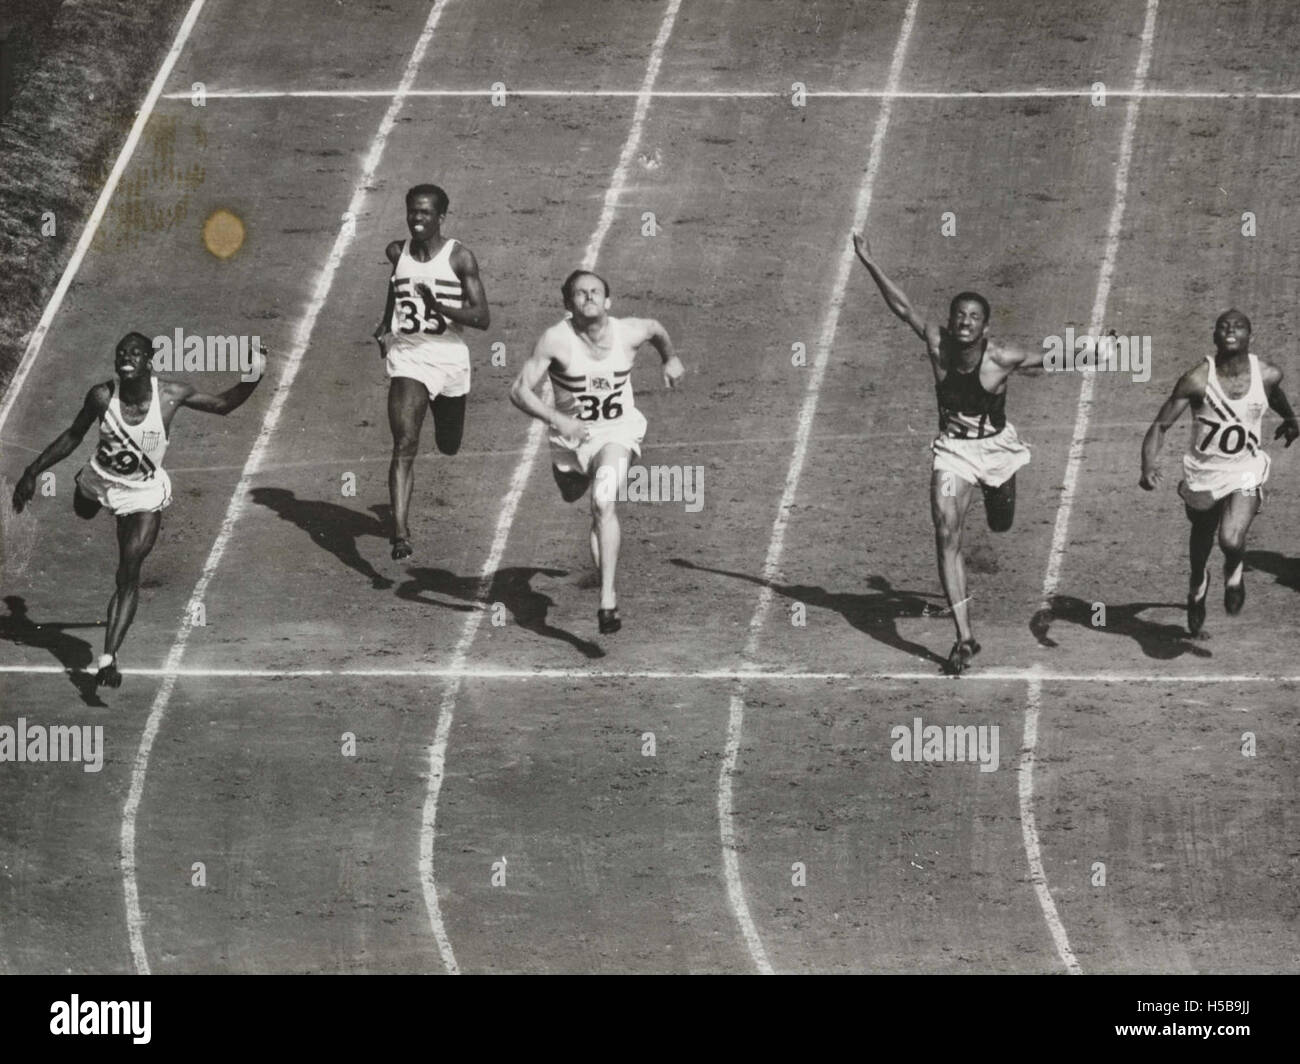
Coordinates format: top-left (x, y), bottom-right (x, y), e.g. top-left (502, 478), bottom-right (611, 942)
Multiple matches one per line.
top-left (202, 209), bottom-right (245, 259)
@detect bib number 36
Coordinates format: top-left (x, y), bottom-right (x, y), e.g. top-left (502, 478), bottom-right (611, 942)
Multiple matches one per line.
top-left (576, 394), bottom-right (624, 421)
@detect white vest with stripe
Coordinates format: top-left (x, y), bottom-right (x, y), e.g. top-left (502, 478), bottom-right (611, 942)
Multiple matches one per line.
top-left (90, 377), bottom-right (168, 483)
top-left (387, 238), bottom-right (468, 361)
top-left (546, 317), bottom-right (637, 424)
top-left (1184, 353), bottom-right (1269, 478)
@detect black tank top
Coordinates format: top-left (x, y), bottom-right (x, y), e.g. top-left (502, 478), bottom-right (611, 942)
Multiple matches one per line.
top-left (936, 338), bottom-right (1006, 439)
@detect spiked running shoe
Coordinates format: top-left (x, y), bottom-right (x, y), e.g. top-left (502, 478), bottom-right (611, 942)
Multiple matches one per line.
top-left (1188, 570), bottom-right (1209, 635)
top-left (945, 638), bottom-right (980, 676)
top-left (1224, 575), bottom-right (1245, 617)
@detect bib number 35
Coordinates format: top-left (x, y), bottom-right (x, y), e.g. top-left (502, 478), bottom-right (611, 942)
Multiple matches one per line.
top-left (396, 298), bottom-right (447, 336)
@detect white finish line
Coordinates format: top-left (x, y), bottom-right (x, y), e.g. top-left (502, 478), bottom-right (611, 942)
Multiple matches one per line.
top-left (162, 88), bottom-right (1300, 101)
top-left (0, 664), bottom-right (1290, 683)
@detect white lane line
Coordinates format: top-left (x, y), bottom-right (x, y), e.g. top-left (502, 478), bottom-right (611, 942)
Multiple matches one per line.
top-left (1021, 679), bottom-right (1082, 974)
top-left (718, 0), bottom-right (920, 977)
top-left (0, 665), bottom-right (1291, 683)
top-left (118, 0), bottom-right (459, 976)
top-left (160, 88), bottom-right (1300, 101)
top-left (1019, 0), bottom-right (1161, 979)
top-left (1, 665), bottom-right (850, 680)
top-left (855, 670), bottom-right (1286, 684)
top-left (417, 0), bottom-right (685, 977)
top-left (0, 0), bottom-right (207, 438)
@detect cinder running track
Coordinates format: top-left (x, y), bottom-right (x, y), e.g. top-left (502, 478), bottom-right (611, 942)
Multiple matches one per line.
top-left (2, 0), bottom-right (1298, 973)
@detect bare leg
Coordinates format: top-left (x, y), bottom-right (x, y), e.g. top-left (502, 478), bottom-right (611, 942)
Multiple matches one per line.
top-left (550, 464), bottom-right (602, 586)
top-left (387, 377), bottom-right (429, 554)
top-left (1180, 498), bottom-right (1220, 636)
top-left (552, 465), bottom-right (591, 505)
top-left (100, 509), bottom-right (162, 686)
top-left (73, 488), bottom-right (102, 520)
top-left (1219, 488), bottom-right (1262, 614)
top-left (1187, 502), bottom-right (1220, 593)
top-left (930, 469), bottom-right (978, 645)
top-left (591, 445), bottom-right (632, 615)
top-left (982, 474), bottom-right (1016, 532)
top-left (430, 392), bottom-right (467, 456)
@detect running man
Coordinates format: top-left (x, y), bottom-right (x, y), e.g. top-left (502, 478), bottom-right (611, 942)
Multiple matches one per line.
top-left (1139, 309), bottom-right (1298, 635)
top-left (373, 183), bottom-right (489, 560)
top-left (509, 270), bottom-right (684, 633)
top-left (852, 231), bottom-right (1046, 674)
top-left (10, 331), bottom-right (265, 687)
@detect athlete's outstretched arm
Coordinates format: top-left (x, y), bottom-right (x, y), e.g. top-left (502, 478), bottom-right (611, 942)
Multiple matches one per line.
top-left (509, 339), bottom-right (589, 442)
top-left (417, 244), bottom-right (490, 331)
top-left (851, 230), bottom-right (929, 341)
top-left (1263, 364), bottom-right (1300, 446)
top-left (1139, 369), bottom-right (1200, 489)
top-left (630, 318), bottom-right (685, 388)
top-left (178, 348), bottom-right (267, 415)
top-left (991, 342), bottom-right (1046, 371)
top-left (11, 385), bottom-right (107, 512)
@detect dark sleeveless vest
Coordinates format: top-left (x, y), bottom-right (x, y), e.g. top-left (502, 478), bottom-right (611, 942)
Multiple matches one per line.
top-left (936, 338), bottom-right (1006, 439)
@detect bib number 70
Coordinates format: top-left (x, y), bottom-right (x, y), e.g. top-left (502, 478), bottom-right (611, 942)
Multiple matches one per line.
top-left (576, 393), bottom-right (624, 421)
top-left (1196, 416), bottom-right (1247, 456)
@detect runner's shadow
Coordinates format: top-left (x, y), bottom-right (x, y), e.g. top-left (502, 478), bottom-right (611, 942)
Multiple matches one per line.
top-left (396, 566), bottom-right (606, 660)
top-left (670, 559), bottom-right (950, 669)
top-left (249, 488), bottom-right (392, 589)
top-left (1243, 549), bottom-right (1300, 593)
top-left (1029, 594), bottom-right (1210, 660)
top-left (0, 595), bottom-right (106, 707)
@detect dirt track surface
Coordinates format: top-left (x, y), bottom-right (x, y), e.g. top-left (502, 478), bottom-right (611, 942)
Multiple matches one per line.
top-left (1, 0), bottom-right (1298, 973)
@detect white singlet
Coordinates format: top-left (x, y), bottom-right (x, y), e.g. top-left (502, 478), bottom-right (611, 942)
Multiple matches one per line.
top-left (545, 316), bottom-right (647, 478)
top-left (77, 376), bottom-right (173, 514)
top-left (387, 238), bottom-right (468, 361)
top-left (90, 377), bottom-right (168, 483)
top-left (1183, 353), bottom-right (1270, 498)
top-left (547, 317), bottom-right (637, 424)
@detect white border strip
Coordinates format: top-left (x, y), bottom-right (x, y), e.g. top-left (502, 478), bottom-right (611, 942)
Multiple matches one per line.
top-left (118, 0), bottom-right (458, 976)
top-left (1018, 0), bottom-right (1161, 979)
top-left (0, 0), bottom-right (208, 438)
top-left (718, 0), bottom-right (921, 977)
top-left (160, 88), bottom-right (1300, 101)
top-left (417, 0), bottom-right (685, 977)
